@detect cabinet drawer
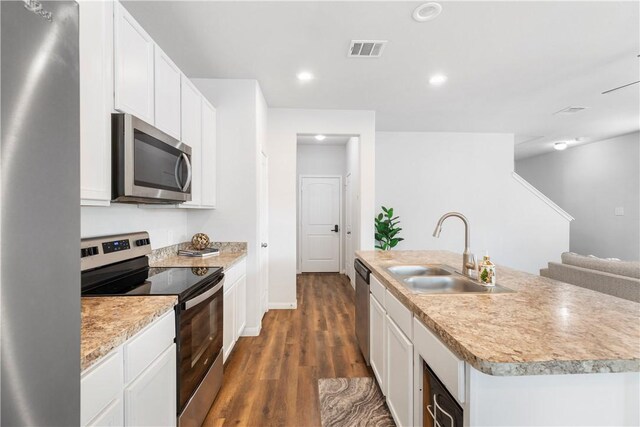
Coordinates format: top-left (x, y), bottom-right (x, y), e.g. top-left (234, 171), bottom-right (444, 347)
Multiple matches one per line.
top-left (385, 290), bottom-right (412, 340)
top-left (81, 348), bottom-right (124, 426)
top-left (370, 274), bottom-right (386, 307)
top-left (124, 310), bottom-right (175, 383)
top-left (413, 317), bottom-right (465, 404)
top-left (225, 258), bottom-right (246, 286)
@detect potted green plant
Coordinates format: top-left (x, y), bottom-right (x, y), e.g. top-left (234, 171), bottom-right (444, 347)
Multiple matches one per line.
top-left (375, 206), bottom-right (404, 250)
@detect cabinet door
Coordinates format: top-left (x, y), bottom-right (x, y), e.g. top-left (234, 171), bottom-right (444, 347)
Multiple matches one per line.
top-left (385, 316), bottom-right (414, 427)
top-left (86, 398), bottom-right (123, 427)
top-left (114, 0), bottom-right (155, 124)
top-left (200, 100), bottom-right (217, 208)
top-left (370, 294), bottom-right (386, 395)
top-left (223, 285), bottom-right (236, 362)
top-left (153, 46), bottom-right (181, 139)
top-left (235, 276), bottom-right (247, 338)
top-left (124, 344), bottom-right (176, 427)
top-left (180, 76), bottom-right (202, 207)
top-left (79, 0), bottom-right (112, 206)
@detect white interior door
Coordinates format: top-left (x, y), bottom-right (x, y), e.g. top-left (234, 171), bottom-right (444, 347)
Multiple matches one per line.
top-left (259, 152), bottom-right (269, 315)
top-left (345, 173), bottom-right (354, 280)
top-left (300, 176), bottom-right (341, 272)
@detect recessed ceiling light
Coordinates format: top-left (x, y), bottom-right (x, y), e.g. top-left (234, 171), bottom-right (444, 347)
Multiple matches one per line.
top-left (297, 71), bottom-right (314, 82)
top-left (315, 134), bottom-right (326, 141)
top-left (413, 2), bottom-right (443, 22)
top-left (429, 74), bottom-right (448, 85)
top-left (554, 141), bottom-right (568, 151)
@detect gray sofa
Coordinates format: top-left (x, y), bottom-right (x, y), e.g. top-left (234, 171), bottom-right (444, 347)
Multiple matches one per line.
top-left (540, 252), bottom-right (640, 303)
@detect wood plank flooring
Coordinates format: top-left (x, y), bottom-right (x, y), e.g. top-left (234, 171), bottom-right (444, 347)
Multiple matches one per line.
top-left (203, 273), bottom-right (372, 427)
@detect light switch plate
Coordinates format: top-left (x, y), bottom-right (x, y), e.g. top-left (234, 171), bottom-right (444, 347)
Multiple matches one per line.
top-left (615, 207), bottom-right (624, 216)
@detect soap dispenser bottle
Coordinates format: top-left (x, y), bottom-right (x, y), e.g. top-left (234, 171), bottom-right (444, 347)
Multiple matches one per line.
top-left (478, 252), bottom-right (496, 286)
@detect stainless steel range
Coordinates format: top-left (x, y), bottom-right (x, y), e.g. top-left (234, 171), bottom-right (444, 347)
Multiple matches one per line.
top-left (81, 232), bottom-right (224, 427)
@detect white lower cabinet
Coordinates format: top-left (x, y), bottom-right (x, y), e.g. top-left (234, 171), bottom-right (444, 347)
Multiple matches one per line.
top-left (81, 310), bottom-right (176, 427)
top-left (124, 345), bottom-right (176, 426)
top-left (385, 316), bottom-right (414, 427)
top-left (223, 260), bottom-right (247, 362)
top-left (370, 293), bottom-right (386, 395)
top-left (223, 283), bottom-right (236, 362)
top-left (236, 275), bottom-right (247, 337)
top-left (86, 398), bottom-right (123, 427)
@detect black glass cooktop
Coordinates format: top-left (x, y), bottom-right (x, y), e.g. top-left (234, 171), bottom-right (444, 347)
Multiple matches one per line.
top-left (82, 256), bottom-right (223, 301)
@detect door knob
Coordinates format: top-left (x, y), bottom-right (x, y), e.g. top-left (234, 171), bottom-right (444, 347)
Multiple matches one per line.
top-left (331, 225), bottom-right (339, 233)
top-left (261, 243), bottom-right (268, 248)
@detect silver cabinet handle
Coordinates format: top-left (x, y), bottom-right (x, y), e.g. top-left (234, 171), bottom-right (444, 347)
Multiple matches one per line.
top-left (181, 153), bottom-right (192, 192)
top-left (184, 280), bottom-right (224, 310)
top-left (261, 243), bottom-right (268, 248)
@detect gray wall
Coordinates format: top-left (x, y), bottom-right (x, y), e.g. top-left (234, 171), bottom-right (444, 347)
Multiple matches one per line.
top-left (516, 132), bottom-right (640, 261)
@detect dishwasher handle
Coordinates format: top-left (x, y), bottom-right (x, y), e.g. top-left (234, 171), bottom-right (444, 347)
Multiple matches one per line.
top-left (354, 259), bottom-right (370, 283)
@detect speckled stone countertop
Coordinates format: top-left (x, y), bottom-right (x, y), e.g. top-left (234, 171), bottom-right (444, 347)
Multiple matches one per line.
top-left (148, 241), bottom-right (247, 271)
top-left (81, 296), bottom-right (177, 371)
top-left (356, 250), bottom-right (640, 376)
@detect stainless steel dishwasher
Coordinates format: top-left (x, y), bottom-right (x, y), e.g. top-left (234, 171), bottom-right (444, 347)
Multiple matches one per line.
top-left (355, 259), bottom-right (371, 365)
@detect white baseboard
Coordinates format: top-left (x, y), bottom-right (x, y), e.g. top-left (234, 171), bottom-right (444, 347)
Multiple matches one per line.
top-left (269, 301), bottom-right (297, 310)
top-left (242, 325), bottom-right (261, 337)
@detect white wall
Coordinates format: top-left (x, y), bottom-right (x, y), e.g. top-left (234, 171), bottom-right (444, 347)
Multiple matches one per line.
top-left (346, 136), bottom-right (360, 287)
top-left (81, 205), bottom-right (189, 248)
top-left (188, 78), bottom-right (265, 333)
top-left (376, 132), bottom-right (570, 274)
top-left (516, 132), bottom-right (640, 261)
top-left (268, 109), bottom-right (375, 307)
top-left (296, 144), bottom-right (347, 272)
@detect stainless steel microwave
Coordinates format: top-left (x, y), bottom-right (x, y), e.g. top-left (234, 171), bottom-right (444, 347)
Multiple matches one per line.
top-left (112, 113), bottom-right (192, 204)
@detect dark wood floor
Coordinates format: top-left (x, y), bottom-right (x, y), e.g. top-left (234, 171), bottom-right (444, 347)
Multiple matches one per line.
top-left (203, 273), bottom-right (372, 427)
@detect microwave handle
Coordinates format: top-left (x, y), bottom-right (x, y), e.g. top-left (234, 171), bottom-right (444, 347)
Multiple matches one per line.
top-left (184, 279), bottom-right (224, 310)
top-left (174, 155), bottom-right (184, 189)
top-left (181, 153), bottom-right (192, 192)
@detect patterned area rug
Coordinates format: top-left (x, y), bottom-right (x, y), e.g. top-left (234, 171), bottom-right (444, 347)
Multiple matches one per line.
top-left (318, 377), bottom-right (396, 427)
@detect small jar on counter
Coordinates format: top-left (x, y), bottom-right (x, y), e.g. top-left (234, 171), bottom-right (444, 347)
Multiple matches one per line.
top-left (478, 253), bottom-right (496, 286)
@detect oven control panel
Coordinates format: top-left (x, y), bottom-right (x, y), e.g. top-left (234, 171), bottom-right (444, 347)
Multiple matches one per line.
top-left (81, 231), bottom-right (152, 272)
top-left (102, 239), bottom-right (131, 254)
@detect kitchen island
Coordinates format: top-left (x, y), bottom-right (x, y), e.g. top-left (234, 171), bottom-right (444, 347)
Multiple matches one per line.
top-left (356, 250), bottom-right (640, 426)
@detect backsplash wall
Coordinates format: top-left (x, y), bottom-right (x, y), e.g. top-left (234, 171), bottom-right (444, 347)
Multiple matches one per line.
top-left (81, 204), bottom-right (189, 249)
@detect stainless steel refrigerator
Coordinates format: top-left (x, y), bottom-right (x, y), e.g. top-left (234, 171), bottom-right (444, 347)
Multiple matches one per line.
top-left (1, 1), bottom-right (80, 425)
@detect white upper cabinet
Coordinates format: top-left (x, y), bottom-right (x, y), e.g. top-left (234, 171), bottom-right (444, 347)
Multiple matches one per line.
top-left (80, 0), bottom-right (113, 206)
top-left (180, 76), bottom-right (202, 207)
top-left (201, 100), bottom-right (217, 208)
top-left (114, 1), bottom-right (155, 124)
top-left (153, 46), bottom-right (181, 139)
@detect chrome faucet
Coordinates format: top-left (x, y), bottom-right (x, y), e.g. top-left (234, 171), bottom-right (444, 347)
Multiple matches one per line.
top-left (432, 212), bottom-right (477, 278)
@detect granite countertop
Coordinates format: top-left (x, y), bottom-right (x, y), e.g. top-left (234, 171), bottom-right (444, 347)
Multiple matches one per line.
top-left (81, 296), bottom-right (177, 371)
top-left (148, 241), bottom-right (247, 270)
top-left (356, 250), bottom-right (640, 376)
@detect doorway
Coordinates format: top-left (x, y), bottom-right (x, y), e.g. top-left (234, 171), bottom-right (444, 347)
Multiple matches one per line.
top-left (296, 134), bottom-right (360, 277)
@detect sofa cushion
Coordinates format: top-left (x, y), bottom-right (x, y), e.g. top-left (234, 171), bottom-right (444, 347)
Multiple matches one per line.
top-left (547, 262), bottom-right (640, 303)
top-left (561, 252), bottom-right (640, 279)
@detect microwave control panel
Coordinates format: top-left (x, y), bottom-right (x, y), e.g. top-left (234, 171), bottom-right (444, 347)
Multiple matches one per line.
top-left (102, 239), bottom-right (131, 254)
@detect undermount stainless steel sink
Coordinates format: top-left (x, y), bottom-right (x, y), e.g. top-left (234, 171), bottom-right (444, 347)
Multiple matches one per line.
top-left (386, 264), bottom-right (452, 276)
top-left (385, 264), bottom-right (513, 295)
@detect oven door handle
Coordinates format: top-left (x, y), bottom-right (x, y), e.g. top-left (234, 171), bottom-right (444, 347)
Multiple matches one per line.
top-left (184, 279), bottom-right (224, 310)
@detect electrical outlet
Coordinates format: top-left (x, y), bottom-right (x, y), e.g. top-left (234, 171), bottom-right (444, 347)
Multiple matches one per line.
top-left (614, 207), bottom-right (624, 216)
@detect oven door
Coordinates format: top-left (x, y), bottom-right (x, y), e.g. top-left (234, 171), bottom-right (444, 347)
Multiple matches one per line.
top-left (177, 275), bottom-right (224, 415)
top-left (112, 113), bottom-right (193, 203)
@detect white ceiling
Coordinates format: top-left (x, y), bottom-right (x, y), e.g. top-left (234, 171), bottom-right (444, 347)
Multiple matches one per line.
top-left (297, 134), bottom-right (352, 145)
top-left (124, 1), bottom-right (640, 159)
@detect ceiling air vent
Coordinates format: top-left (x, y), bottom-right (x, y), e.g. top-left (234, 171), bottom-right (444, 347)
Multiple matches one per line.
top-left (554, 106), bottom-right (587, 115)
top-left (348, 40), bottom-right (387, 58)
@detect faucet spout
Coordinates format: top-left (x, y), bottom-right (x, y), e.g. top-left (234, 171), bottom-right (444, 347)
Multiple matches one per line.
top-left (432, 212), bottom-right (476, 278)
